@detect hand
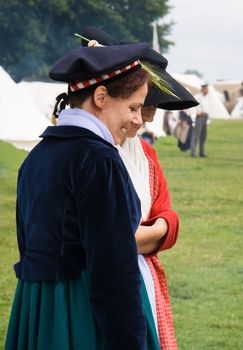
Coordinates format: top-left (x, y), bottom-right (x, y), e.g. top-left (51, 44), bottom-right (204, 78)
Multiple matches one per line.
top-left (135, 218), bottom-right (168, 254)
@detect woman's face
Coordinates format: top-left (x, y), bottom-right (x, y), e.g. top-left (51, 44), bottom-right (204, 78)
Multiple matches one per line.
top-left (141, 105), bottom-right (157, 123)
top-left (125, 104), bottom-right (157, 139)
top-left (100, 83), bottom-right (148, 144)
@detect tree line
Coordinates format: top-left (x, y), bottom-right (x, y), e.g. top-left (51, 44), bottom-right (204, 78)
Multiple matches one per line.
top-left (0, 0), bottom-right (173, 81)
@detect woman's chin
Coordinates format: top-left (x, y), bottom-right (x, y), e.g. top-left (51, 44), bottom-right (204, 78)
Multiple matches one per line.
top-left (126, 130), bottom-right (138, 138)
top-left (113, 128), bottom-right (127, 145)
top-left (143, 116), bottom-right (154, 123)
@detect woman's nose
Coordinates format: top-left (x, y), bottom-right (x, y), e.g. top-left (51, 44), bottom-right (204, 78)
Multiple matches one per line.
top-left (133, 111), bottom-right (143, 126)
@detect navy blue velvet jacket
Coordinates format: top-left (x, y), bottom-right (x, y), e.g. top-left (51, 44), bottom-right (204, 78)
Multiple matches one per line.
top-left (14, 126), bottom-right (146, 349)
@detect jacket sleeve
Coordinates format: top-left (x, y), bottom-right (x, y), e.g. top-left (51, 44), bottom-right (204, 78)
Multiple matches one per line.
top-left (77, 156), bottom-right (147, 350)
top-left (16, 167), bottom-right (25, 260)
top-left (140, 139), bottom-right (179, 253)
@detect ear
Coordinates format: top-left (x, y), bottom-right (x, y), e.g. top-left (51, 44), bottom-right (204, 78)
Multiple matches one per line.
top-left (93, 85), bottom-right (108, 109)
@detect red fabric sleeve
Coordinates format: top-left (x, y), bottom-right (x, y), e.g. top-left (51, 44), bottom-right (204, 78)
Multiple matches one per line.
top-left (140, 138), bottom-right (179, 253)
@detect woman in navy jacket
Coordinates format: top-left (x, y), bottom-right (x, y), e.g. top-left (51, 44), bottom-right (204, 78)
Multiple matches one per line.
top-left (4, 43), bottom-right (161, 350)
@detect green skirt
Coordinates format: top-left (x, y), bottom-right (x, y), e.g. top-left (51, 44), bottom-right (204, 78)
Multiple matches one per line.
top-left (5, 272), bottom-right (160, 350)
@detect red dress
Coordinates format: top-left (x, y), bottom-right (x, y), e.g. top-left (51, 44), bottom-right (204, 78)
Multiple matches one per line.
top-left (140, 138), bottom-right (179, 350)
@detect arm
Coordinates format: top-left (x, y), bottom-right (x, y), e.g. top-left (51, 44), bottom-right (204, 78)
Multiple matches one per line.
top-left (140, 139), bottom-right (179, 253)
top-left (78, 157), bottom-right (146, 350)
top-left (135, 218), bottom-right (168, 254)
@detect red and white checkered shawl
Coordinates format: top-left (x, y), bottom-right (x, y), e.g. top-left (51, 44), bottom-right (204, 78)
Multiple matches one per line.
top-left (143, 142), bottom-right (178, 350)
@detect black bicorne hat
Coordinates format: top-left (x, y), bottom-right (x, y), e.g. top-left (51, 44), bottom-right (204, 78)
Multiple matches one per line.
top-left (81, 26), bottom-right (199, 110)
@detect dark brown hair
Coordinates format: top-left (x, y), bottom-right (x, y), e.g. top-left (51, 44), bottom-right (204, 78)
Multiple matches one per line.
top-left (69, 67), bottom-right (149, 107)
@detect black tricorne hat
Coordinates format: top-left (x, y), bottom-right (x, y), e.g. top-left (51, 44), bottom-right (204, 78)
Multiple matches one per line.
top-left (49, 42), bottom-right (149, 93)
top-left (81, 26), bottom-right (199, 110)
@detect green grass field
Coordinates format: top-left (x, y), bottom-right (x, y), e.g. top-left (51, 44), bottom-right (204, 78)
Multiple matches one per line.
top-left (1, 119), bottom-right (243, 349)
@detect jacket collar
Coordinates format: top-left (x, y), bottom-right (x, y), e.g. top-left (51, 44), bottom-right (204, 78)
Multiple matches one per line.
top-left (40, 126), bottom-right (116, 149)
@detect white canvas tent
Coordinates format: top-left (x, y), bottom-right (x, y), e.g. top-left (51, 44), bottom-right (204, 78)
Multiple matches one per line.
top-left (231, 97), bottom-right (243, 119)
top-left (203, 85), bottom-right (230, 119)
top-left (0, 67), bottom-right (51, 151)
top-left (171, 73), bottom-right (230, 119)
top-left (212, 80), bottom-right (243, 112)
top-left (18, 81), bottom-right (66, 119)
top-left (171, 73), bottom-right (203, 95)
top-left (144, 108), bottom-right (166, 138)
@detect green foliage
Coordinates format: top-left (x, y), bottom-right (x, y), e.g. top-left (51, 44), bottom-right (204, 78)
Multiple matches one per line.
top-left (0, 0), bottom-right (172, 81)
top-left (184, 69), bottom-right (204, 78)
top-left (1, 120), bottom-right (243, 348)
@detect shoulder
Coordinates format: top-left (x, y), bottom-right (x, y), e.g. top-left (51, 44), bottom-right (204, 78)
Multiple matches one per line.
top-left (80, 140), bottom-right (125, 172)
top-left (139, 138), bottom-right (167, 182)
top-left (139, 137), bottom-right (157, 161)
top-left (77, 140), bottom-right (129, 183)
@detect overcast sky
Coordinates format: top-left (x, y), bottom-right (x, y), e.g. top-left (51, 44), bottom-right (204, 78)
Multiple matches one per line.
top-left (162, 0), bottom-right (243, 82)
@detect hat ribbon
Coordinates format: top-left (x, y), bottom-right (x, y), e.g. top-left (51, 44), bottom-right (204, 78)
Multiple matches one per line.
top-left (70, 60), bottom-right (140, 92)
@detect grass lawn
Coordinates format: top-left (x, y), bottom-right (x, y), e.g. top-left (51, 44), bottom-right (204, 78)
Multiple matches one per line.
top-left (0, 142), bottom-right (27, 347)
top-left (155, 119), bottom-right (243, 349)
top-left (0, 119), bottom-right (243, 349)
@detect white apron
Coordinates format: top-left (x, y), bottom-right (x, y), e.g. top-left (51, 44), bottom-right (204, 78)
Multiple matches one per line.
top-left (117, 137), bottom-right (158, 333)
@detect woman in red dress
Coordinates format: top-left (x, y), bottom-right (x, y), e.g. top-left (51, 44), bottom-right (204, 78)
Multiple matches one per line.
top-left (117, 105), bottom-right (179, 350)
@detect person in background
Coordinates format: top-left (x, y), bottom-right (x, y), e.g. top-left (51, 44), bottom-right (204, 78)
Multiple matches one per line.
top-left (81, 26), bottom-right (199, 350)
top-left (190, 83), bottom-right (209, 157)
top-left (5, 42), bottom-right (158, 350)
top-left (163, 111), bottom-right (173, 135)
top-left (176, 109), bottom-right (193, 151)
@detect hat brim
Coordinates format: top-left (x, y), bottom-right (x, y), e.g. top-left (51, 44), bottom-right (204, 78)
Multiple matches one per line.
top-left (144, 70), bottom-right (199, 110)
top-left (82, 26), bottom-right (199, 110)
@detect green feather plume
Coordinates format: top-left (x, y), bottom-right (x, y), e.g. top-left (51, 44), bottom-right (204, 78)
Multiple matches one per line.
top-left (74, 33), bottom-right (180, 99)
top-left (74, 33), bottom-right (89, 43)
top-left (141, 61), bottom-right (180, 99)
